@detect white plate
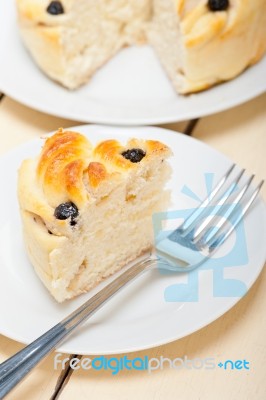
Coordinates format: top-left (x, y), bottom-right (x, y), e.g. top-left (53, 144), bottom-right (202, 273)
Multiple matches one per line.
top-left (0, 2), bottom-right (266, 125)
top-left (0, 125), bottom-right (265, 355)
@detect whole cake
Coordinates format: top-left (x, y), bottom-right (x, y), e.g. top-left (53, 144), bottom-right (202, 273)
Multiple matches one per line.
top-left (18, 129), bottom-right (172, 302)
top-left (16, 0), bottom-right (266, 93)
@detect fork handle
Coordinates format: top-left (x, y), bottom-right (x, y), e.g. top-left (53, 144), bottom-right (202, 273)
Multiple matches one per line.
top-left (0, 256), bottom-right (155, 398)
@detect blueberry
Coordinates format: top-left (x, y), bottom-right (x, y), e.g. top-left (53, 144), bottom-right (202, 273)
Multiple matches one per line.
top-left (46, 1), bottom-right (64, 15)
top-left (207, 0), bottom-right (229, 11)
top-left (122, 148), bottom-right (146, 163)
top-left (54, 202), bottom-right (79, 225)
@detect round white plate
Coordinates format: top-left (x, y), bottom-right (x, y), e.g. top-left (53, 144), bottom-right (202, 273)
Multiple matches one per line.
top-left (0, 2), bottom-right (266, 125)
top-left (0, 125), bottom-right (265, 355)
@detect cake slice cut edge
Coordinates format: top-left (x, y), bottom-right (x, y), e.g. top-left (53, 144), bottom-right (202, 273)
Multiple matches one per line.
top-left (18, 129), bottom-right (173, 302)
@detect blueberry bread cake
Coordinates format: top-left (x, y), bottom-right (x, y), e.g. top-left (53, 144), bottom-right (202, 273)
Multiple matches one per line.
top-left (18, 129), bottom-right (172, 302)
top-left (148, 0), bottom-right (266, 93)
top-left (16, 0), bottom-right (151, 89)
top-left (16, 0), bottom-right (266, 93)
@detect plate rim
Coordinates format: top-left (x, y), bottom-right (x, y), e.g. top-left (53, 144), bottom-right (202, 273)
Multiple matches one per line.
top-left (0, 79), bottom-right (266, 129)
top-left (1, 75), bottom-right (266, 126)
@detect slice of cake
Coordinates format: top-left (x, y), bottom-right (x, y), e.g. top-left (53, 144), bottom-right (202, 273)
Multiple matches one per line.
top-left (18, 129), bottom-right (172, 302)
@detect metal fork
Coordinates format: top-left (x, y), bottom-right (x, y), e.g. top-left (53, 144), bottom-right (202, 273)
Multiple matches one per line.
top-left (0, 164), bottom-right (263, 398)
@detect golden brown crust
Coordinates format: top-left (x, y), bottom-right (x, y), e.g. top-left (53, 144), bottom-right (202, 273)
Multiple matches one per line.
top-left (146, 139), bottom-right (171, 154)
top-left (35, 128), bottom-right (171, 209)
top-left (38, 130), bottom-right (90, 178)
top-left (87, 162), bottom-right (108, 189)
top-left (37, 129), bottom-right (92, 207)
top-left (93, 139), bottom-right (128, 169)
